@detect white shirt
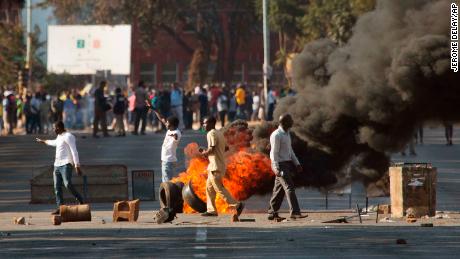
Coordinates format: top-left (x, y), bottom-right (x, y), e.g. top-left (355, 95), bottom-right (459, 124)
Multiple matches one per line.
top-left (217, 94), bottom-right (228, 112)
top-left (45, 132), bottom-right (80, 167)
top-left (161, 129), bottom-right (181, 162)
top-left (252, 95), bottom-right (260, 110)
top-left (270, 126), bottom-right (300, 173)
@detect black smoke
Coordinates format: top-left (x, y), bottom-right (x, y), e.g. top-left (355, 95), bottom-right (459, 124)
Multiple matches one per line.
top-left (255, 0), bottom-right (459, 191)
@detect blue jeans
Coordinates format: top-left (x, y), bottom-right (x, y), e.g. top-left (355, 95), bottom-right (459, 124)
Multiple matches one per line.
top-left (53, 164), bottom-right (83, 207)
top-left (161, 161), bottom-right (176, 183)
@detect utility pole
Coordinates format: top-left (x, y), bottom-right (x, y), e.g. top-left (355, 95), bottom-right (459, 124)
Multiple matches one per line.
top-left (25, 0), bottom-right (32, 92)
top-left (262, 0), bottom-right (271, 120)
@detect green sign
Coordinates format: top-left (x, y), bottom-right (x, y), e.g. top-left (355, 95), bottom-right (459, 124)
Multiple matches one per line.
top-left (77, 39), bottom-right (85, 49)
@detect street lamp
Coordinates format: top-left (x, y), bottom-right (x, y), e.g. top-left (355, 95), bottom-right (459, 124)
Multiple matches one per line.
top-left (25, 0), bottom-right (32, 92)
top-left (262, 0), bottom-right (271, 120)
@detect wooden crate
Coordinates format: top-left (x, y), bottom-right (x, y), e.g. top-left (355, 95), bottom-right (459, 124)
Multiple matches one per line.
top-left (389, 164), bottom-right (436, 218)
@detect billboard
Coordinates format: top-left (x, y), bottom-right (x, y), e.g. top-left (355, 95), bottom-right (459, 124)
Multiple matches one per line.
top-left (47, 25), bottom-right (131, 75)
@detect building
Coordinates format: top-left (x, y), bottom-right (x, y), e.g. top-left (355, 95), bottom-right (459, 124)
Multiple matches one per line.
top-left (0, 0), bottom-right (22, 24)
top-left (131, 18), bottom-right (284, 88)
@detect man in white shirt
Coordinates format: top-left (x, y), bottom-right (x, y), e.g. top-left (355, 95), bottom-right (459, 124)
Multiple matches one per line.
top-left (146, 101), bottom-right (181, 182)
top-left (268, 114), bottom-right (306, 221)
top-left (36, 121), bottom-right (84, 215)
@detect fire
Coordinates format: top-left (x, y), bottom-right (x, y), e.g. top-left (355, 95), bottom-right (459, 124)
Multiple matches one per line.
top-left (171, 123), bottom-right (275, 214)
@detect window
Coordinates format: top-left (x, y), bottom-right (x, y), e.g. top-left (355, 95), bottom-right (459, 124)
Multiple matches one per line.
top-left (207, 63), bottom-right (216, 81)
top-left (162, 62), bottom-right (178, 83)
top-left (247, 63), bottom-right (262, 83)
top-left (139, 63), bottom-right (156, 84)
top-left (232, 63), bottom-right (244, 83)
top-left (182, 64), bottom-right (190, 83)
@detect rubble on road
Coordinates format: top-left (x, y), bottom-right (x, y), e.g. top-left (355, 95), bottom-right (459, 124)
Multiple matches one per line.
top-left (13, 217), bottom-right (25, 225)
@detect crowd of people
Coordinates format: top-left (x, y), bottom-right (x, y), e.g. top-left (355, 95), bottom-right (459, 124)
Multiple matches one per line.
top-left (1, 81), bottom-right (294, 136)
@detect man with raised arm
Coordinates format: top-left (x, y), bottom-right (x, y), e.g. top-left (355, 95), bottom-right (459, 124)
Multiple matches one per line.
top-left (36, 121), bottom-right (84, 215)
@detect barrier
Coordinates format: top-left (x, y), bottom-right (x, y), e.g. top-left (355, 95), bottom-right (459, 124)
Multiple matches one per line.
top-left (30, 164), bottom-right (128, 203)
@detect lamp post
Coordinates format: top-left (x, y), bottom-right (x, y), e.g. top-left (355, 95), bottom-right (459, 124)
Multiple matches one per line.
top-left (25, 0), bottom-right (32, 92)
top-left (262, 0), bottom-right (271, 120)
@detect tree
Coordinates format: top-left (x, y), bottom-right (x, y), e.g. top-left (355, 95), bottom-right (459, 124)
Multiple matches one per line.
top-left (43, 0), bottom-right (258, 89)
top-left (261, 0), bottom-right (376, 85)
top-left (0, 23), bottom-right (25, 89)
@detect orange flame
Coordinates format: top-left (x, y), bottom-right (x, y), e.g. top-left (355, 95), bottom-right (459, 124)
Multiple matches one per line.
top-left (172, 140), bottom-right (274, 214)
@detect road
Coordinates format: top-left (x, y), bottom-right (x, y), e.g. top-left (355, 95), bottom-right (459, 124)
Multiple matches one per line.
top-left (1, 126), bottom-right (460, 258)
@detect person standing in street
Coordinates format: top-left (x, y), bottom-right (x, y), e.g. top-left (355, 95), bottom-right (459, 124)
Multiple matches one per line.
top-left (36, 121), bottom-right (84, 215)
top-left (200, 116), bottom-right (244, 217)
top-left (113, 88), bottom-right (127, 137)
top-left (268, 114), bottom-right (307, 221)
top-left (170, 83), bottom-right (184, 130)
top-left (444, 122), bottom-right (454, 146)
top-left (235, 84), bottom-right (246, 120)
top-left (146, 100), bottom-right (181, 182)
top-left (217, 90), bottom-right (228, 128)
top-left (93, 81), bottom-right (110, 138)
top-left (133, 81), bottom-right (148, 135)
top-left (251, 91), bottom-right (260, 121)
top-left (4, 92), bottom-right (17, 135)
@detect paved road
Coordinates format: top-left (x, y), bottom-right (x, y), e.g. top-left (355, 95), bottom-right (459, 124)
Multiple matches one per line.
top-left (2, 225), bottom-right (460, 258)
top-left (2, 126), bottom-right (460, 212)
top-left (2, 126), bottom-right (460, 257)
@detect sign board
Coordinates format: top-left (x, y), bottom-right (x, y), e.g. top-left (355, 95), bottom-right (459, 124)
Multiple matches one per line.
top-left (47, 25), bottom-right (131, 75)
top-left (132, 170), bottom-right (155, 201)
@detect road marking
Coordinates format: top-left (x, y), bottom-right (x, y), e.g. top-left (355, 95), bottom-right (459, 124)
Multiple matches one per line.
top-left (194, 227), bottom-right (207, 258)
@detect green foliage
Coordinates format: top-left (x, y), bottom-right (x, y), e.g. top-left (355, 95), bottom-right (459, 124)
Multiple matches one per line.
top-left (41, 73), bottom-right (88, 94)
top-left (0, 23), bottom-right (25, 88)
top-left (262, 0), bottom-right (375, 69)
top-left (297, 0), bottom-right (371, 46)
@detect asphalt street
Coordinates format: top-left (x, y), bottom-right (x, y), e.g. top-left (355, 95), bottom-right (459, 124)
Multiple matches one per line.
top-left (1, 125), bottom-right (460, 258)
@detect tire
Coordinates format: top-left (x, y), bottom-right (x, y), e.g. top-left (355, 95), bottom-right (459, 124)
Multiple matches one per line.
top-left (182, 180), bottom-right (207, 213)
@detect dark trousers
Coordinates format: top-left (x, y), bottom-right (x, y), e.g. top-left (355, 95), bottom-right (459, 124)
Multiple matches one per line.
top-left (228, 111), bottom-right (236, 122)
top-left (219, 111), bottom-right (227, 127)
top-left (268, 103), bottom-right (275, 121)
top-left (268, 161), bottom-right (301, 216)
top-left (445, 124), bottom-right (453, 144)
top-left (93, 109), bottom-right (108, 136)
top-left (134, 107), bottom-right (147, 133)
top-left (53, 163), bottom-right (83, 207)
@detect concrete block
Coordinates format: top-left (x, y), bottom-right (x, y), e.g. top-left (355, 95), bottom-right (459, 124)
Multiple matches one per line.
top-left (30, 165), bottom-right (128, 203)
top-left (113, 199), bottom-right (140, 222)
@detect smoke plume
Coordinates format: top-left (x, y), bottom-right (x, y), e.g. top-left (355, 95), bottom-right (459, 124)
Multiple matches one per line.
top-left (257, 0), bottom-right (459, 191)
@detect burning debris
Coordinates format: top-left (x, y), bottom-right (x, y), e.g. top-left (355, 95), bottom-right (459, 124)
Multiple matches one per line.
top-left (169, 120), bottom-right (274, 214)
top-left (163, 1), bottom-right (457, 215)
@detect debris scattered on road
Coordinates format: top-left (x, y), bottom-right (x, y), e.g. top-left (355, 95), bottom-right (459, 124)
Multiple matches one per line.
top-left (52, 215), bottom-right (62, 225)
top-left (14, 217), bottom-right (25, 225)
top-left (380, 217), bottom-right (395, 223)
top-left (322, 217), bottom-right (348, 223)
top-left (238, 218), bottom-right (256, 222)
top-left (396, 239), bottom-right (407, 244)
top-left (406, 210), bottom-right (417, 223)
top-left (421, 223), bottom-right (433, 227)
top-left (435, 214), bottom-right (449, 219)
